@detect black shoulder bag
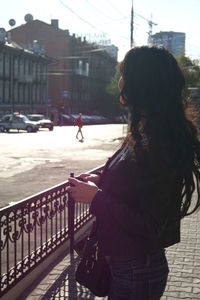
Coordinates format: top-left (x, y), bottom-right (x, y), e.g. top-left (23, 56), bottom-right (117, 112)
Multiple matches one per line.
top-left (75, 223), bottom-right (110, 297)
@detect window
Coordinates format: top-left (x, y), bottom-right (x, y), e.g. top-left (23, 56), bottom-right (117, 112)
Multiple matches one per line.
top-left (33, 63), bottom-right (36, 79)
top-left (5, 54), bottom-right (10, 77)
top-left (25, 59), bottom-right (29, 75)
top-left (0, 79), bottom-right (3, 99)
top-left (37, 64), bottom-right (41, 80)
top-left (0, 53), bottom-right (3, 76)
top-left (0, 81), bottom-right (3, 104)
top-left (12, 116), bottom-right (23, 122)
top-left (19, 84), bottom-right (24, 103)
top-left (2, 115), bottom-right (11, 122)
top-left (4, 81), bottom-right (10, 103)
top-left (86, 62), bottom-right (89, 76)
top-left (14, 57), bottom-right (19, 78)
top-left (32, 84), bottom-right (36, 101)
top-left (43, 65), bottom-right (47, 80)
top-left (36, 85), bottom-right (40, 102)
top-left (14, 82), bottom-right (18, 103)
top-left (19, 58), bottom-right (24, 76)
top-left (24, 84), bottom-right (29, 103)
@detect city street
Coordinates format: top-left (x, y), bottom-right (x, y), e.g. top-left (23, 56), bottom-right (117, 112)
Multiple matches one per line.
top-left (0, 124), bottom-right (126, 207)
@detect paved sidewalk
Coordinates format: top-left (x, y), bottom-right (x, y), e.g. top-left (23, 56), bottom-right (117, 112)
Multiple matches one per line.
top-left (26, 211), bottom-right (200, 300)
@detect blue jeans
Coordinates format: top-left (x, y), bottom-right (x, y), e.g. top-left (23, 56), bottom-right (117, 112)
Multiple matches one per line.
top-left (107, 250), bottom-right (169, 300)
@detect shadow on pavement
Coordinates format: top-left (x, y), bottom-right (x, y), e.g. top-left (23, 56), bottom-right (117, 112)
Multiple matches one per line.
top-left (40, 253), bottom-right (96, 300)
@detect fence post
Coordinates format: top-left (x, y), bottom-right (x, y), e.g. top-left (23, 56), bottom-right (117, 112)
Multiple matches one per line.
top-left (68, 172), bottom-right (75, 253)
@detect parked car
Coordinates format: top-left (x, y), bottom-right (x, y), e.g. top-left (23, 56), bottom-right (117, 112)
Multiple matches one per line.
top-left (61, 114), bottom-right (75, 125)
top-left (61, 114), bottom-right (109, 125)
top-left (0, 113), bottom-right (39, 132)
top-left (27, 114), bottom-right (54, 131)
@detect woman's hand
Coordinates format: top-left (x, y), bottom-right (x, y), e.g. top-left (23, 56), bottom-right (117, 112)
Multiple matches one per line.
top-left (67, 177), bottom-right (99, 204)
top-left (77, 173), bottom-right (101, 185)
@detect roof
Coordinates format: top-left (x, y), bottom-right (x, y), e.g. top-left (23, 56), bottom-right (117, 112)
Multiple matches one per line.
top-left (0, 39), bottom-right (49, 61)
top-left (9, 19), bottom-right (69, 38)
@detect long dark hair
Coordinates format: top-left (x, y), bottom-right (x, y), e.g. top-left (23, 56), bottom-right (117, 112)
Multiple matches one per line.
top-left (119, 46), bottom-right (200, 218)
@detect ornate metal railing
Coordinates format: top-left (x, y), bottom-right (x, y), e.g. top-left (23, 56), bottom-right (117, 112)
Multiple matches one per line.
top-left (0, 166), bottom-right (103, 297)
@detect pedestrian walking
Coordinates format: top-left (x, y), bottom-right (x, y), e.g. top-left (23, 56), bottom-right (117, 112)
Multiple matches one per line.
top-left (67, 46), bottom-right (200, 299)
top-left (74, 113), bottom-right (84, 141)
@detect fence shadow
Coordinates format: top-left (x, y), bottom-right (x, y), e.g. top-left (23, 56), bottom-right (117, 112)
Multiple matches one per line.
top-left (40, 253), bottom-right (96, 300)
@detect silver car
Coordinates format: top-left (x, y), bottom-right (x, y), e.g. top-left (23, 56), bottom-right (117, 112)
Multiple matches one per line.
top-left (0, 114), bottom-right (39, 132)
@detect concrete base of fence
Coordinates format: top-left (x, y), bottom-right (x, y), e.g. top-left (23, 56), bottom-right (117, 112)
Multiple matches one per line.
top-left (1, 218), bottom-right (95, 300)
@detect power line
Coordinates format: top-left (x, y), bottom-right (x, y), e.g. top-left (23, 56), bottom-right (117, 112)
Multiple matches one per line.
top-left (96, 0), bottom-right (123, 17)
top-left (58, 0), bottom-right (129, 41)
top-left (58, 0), bottom-right (100, 30)
top-left (84, 0), bottom-right (122, 23)
top-left (103, 16), bottom-right (129, 25)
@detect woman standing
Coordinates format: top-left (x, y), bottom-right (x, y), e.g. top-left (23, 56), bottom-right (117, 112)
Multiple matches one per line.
top-left (67, 46), bottom-right (200, 300)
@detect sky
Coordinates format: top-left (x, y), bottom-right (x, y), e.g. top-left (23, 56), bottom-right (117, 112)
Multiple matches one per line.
top-left (1, 0), bottom-right (200, 61)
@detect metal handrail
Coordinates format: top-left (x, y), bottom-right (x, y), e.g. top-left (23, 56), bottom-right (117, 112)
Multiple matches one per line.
top-left (0, 165), bottom-right (104, 297)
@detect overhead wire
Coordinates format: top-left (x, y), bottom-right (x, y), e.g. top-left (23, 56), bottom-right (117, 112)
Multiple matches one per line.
top-left (58, 0), bottom-right (155, 39)
top-left (58, 0), bottom-right (100, 30)
top-left (97, 0), bottom-right (125, 17)
top-left (57, 0), bottom-right (199, 59)
top-left (58, 0), bottom-right (129, 41)
top-left (84, 0), bottom-right (123, 23)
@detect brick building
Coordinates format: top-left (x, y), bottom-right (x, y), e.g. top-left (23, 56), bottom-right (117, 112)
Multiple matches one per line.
top-left (10, 19), bottom-right (118, 118)
top-left (0, 28), bottom-right (48, 116)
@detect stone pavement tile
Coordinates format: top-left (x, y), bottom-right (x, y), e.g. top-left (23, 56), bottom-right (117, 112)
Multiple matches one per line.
top-left (193, 287), bottom-right (200, 294)
top-left (26, 252), bottom-right (107, 300)
top-left (162, 211), bottom-right (200, 299)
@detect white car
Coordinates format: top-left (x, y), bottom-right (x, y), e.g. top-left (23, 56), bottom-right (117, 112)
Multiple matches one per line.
top-left (0, 114), bottom-right (39, 132)
top-left (27, 114), bottom-right (54, 131)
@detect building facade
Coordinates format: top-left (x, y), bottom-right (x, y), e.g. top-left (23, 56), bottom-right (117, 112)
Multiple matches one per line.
top-left (0, 29), bottom-right (48, 117)
top-left (151, 31), bottom-right (185, 57)
top-left (10, 19), bottom-right (118, 118)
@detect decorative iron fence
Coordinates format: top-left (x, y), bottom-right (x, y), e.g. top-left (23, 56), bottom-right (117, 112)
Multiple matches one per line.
top-left (0, 166), bottom-right (103, 297)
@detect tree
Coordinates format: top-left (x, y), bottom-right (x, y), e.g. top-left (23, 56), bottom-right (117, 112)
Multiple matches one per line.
top-left (106, 69), bottom-right (125, 117)
top-left (106, 69), bottom-right (120, 98)
top-left (177, 54), bottom-right (200, 89)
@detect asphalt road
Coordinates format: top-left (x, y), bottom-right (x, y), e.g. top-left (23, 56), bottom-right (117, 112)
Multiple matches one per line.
top-left (0, 124), bottom-right (126, 207)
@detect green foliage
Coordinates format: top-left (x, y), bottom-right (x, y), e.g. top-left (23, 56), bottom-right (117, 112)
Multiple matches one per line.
top-left (106, 69), bottom-right (120, 98)
top-left (105, 69), bottom-right (125, 117)
top-left (177, 54), bottom-right (200, 88)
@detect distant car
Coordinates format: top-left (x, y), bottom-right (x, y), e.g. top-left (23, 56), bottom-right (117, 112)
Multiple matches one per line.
top-left (27, 114), bottom-right (54, 131)
top-left (0, 114), bottom-right (39, 133)
top-left (61, 114), bottom-right (109, 125)
top-left (61, 114), bottom-right (75, 125)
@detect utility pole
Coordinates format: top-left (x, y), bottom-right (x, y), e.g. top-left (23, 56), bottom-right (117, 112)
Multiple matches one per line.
top-left (130, 0), bottom-right (134, 48)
